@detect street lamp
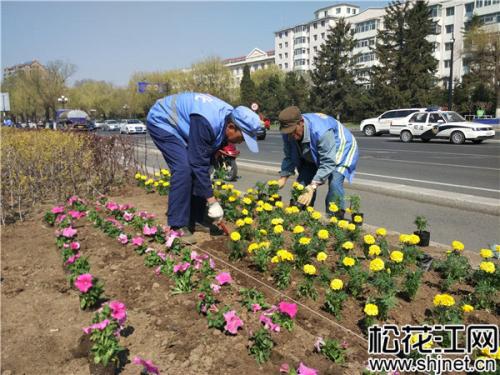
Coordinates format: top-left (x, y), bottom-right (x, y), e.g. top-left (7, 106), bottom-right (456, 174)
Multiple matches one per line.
top-left (447, 33), bottom-right (455, 111)
top-left (58, 95), bottom-right (69, 108)
top-left (122, 104), bottom-right (129, 119)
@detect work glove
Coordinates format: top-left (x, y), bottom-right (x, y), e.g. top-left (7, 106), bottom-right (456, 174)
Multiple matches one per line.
top-left (207, 201), bottom-right (224, 222)
top-left (297, 184), bottom-right (317, 206)
top-left (277, 176), bottom-right (288, 189)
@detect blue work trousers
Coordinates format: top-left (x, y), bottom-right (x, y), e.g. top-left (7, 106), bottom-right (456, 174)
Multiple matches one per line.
top-left (296, 160), bottom-right (346, 211)
top-left (147, 125), bottom-right (206, 228)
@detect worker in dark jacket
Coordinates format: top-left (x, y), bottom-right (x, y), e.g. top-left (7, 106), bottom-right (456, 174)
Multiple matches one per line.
top-left (146, 92), bottom-right (261, 243)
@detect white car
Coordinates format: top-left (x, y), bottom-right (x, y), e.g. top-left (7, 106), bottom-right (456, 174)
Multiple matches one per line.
top-left (120, 119), bottom-right (146, 135)
top-left (103, 119), bottom-right (120, 131)
top-left (360, 108), bottom-right (424, 136)
top-left (390, 110), bottom-right (495, 144)
top-left (93, 120), bottom-right (106, 129)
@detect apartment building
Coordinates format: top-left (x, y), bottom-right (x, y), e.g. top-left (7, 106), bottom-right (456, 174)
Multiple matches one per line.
top-left (223, 48), bottom-right (275, 85)
top-left (274, 0), bottom-right (500, 84)
top-left (3, 59), bottom-right (45, 79)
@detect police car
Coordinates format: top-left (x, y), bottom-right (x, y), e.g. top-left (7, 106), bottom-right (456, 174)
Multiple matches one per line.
top-left (389, 110), bottom-right (496, 144)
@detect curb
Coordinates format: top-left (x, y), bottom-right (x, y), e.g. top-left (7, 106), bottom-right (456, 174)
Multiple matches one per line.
top-left (237, 162), bottom-right (500, 216)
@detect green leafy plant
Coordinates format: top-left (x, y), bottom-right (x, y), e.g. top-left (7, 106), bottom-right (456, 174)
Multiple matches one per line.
top-left (249, 328), bottom-right (274, 364)
top-left (239, 288), bottom-right (268, 311)
top-left (324, 288), bottom-right (348, 320)
top-left (207, 305), bottom-right (230, 331)
top-left (272, 261), bottom-right (293, 290)
top-left (433, 252), bottom-right (471, 291)
top-left (89, 319), bottom-right (124, 367)
top-left (403, 269), bottom-right (423, 301)
top-left (316, 338), bottom-right (346, 364)
top-left (349, 195), bottom-right (361, 213)
top-left (414, 216), bottom-right (428, 232)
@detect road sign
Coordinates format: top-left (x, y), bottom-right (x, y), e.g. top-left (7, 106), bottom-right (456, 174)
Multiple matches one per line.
top-left (0, 93), bottom-right (10, 112)
top-left (251, 102), bottom-right (259, 111)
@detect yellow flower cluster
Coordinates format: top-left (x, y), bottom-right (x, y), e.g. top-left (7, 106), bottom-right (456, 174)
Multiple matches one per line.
top-left (161, 169), bottom-right (171, 176)
top-left (310, 211), bottom-right (322, 220)
top-left (292, 181), bottom-right (304, 191)
top-left (329, 216), bottom-right (338, 224)
top-left (368, 245), bottom-right (381, 256)
top-left (267, 180), bottom-right (279, 186)
top-left (316, 252), bottom-right (328, 262)
top-left (376, 227), bottom-right (387, 237)
top-left (399, 234), bottom-right (420, 245)
top-left (479, 261), bottom-right (496, 274)
top-left (338, 220), bottom-right (349, 229)
top-left (364, 303), bottom-right (379, 316)
top-left (273, 225), bottom-right (284, 234)
top-left (451, 240), bottom-right (464, 251)
top-left (235, 219), bottom-right (245, 227)
top-left (299, 237), bottom-right (312, 246)
top-left (144, 178), bottom-right (155, 186)
top-left (342, 241), bottom-right (354, 250)
top-left (317, 229), bottom-right (329, 240)
top-left (242, 197), bottom-right (252, 205)
top-left (275, 201), bottom-right (284, 208)
top-left (479, 248), bottom-right (493, 259)
top-left (328, 202), bottom-right (339, 213)
top-left (276, 249), bottom-right (295, 262)
top-left (347, 223), bottom-right (356, 231)
top-left (293, 225), bottom-right (305, 234)
top-left (303, 264), bottom-right (317, 275)
top-left (271, 218), bottom-right (284, 225)
top-left (353, 215), bottom-right (363, 223)
top-left (342, 256), bottom-right (356, 267)
top-left (247, 243), bottom-right (259, 253)
top-left (241, 209), bottom-right (249, 216)
top-left (285, 206), bottom-right (300, 215)
top-left (330, 279), bottom-right (343, 290)
top-left (370, 258), bottom-right (385, 272)
top-left (390, 251), bottom-right (404, 263)
top-left (481, 347), bottom-right (500, 360)
top-left (259, 229), bottom-right (268, 236)
top-left (433, 293), bottom-right (455, 307)
top-left (221, 183), bottom-right (234, 190)
top-left (263, 203), bottom-right (273, 212)
top-left (230, 232), bottom-right (241, 242)
top-left (462, 304), bottom-right (474, 313)
top-left (364, 234), bottom-right (375, 245)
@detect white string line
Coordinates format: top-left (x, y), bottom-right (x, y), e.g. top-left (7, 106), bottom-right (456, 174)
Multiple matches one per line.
top-left (188, 240), bottom-right (368, 346)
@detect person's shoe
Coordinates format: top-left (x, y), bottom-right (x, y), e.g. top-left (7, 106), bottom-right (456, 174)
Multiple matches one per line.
top-left (175, 227), bottom-right (197, 245)
top-left (192, 221), bottom-right (225, 236)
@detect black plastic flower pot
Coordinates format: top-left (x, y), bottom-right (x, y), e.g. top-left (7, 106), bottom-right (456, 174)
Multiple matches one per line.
top-left (414, 230), bottom-right (430, 247)
top-left (334, 209), bottom-right (345, 220)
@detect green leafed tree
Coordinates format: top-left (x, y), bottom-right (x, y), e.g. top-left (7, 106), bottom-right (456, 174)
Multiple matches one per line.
top-left (309, 18), bottom-right (361, 121)
top-left (283, 71), bottom-right (310, 111)
top-left (240, 65), bottom-right (257, 106)
top-left (257, 74), bottom-right (285, 121)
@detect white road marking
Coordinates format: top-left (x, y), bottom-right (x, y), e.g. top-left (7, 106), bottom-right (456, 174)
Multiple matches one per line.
top-left (359, 147), bottom-right (500, 158)
top-left (361, 157), bottom-right (500, 171)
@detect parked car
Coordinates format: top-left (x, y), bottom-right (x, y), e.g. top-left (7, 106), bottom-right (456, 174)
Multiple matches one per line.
top-left (256, 125), bottom-right (267, 141)
top-left (389, 110), bottom-right (495, 144)
top-left (360, 108), bottom-right (424, 136)
top-left (92, 119), bottom-right (106, 129)
top-left (103, 119), bottom-right (120, 131)
top-left (120, 119), bottom-right (147, 134)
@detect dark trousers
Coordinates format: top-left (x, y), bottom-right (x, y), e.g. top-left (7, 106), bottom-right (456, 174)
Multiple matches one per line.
top-left (148, 125), bottom-right (205, 228)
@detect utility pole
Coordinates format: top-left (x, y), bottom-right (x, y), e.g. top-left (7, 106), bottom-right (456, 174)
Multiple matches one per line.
top-left (447, 33), bottom-right (455, 111)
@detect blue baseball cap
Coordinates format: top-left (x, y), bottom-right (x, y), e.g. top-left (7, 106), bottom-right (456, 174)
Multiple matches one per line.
top-left (231, 106), bottom-right (261, 153)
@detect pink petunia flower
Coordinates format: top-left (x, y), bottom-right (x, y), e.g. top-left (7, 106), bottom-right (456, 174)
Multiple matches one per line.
top-left (173, 262), bottom-right (190, 273)
top-left (63, 243), bottom-right (70, 249)
top-left (209, 258), bottom-right (215, 269)
top-left (157, 252), bottom-right (166, 262)
top-left (314, 337), bottom-right (325, 352)
top-left (263, 305), bottom-right (278, 316)
top-left (215, 272), bottom-right (232, 286)
top-left (74, 273), bottom-right (93, 293)
top-left (68, 210), bottom-right (85, 219)
top-left (105, 201), bottom-right (119, 211)
top-left (132, 236), bottom-right (144, 247)
top-left (252, 304), bottom-right (262, 313)
top-left (259, 315), bottom-right (280, 332)
top-left (165, 230), bottom-right (180, 248)
top-left (118, 204), bottom-right (130, 211)
top-left (132, 356), bottom-right (160, 375)
top-left (62, 227), bottom-right (77, 238)
top-left (154, 266), bottom-right (162, 276)
top-left (65, 252), bottom-right (81, 265)
top-left (297, 363), bottom-right (318, 375)
top-left (123, 212), bottom-right (134, 221)
top-left (70, 241), bottom-right (80, 251)
top-left (109, 300), bottom-right (127, 324)
top-left (118, 233), bottom-right (129, 245)
top-left (55, 214), bottom-right (67, 223)
top-left (51, 205), bottom-right (65, 214)
top-left (280, 363), bottom-right (290, 373)
top-left (223, 310), bottom-right (243, 335)
top-left (210, 283), bottom-right (221, 294)
top-left (143, 224), bottom-right (157, 236)
top-left (82, 319), bottom-right (110, 334)
top-left (67, 195), bottom-right (80, 205)
top-left (278, 301), bottom-right (297, 319)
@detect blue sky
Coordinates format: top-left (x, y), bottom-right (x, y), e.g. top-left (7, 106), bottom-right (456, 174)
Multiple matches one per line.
top-left (2, 1), bottom-right (387, 86)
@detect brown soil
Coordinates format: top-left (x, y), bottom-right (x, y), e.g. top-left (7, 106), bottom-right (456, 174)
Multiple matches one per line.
top-left (1, 184), bottom-right (498, 375)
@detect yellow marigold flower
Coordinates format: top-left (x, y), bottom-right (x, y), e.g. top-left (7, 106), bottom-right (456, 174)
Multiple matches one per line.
top-left (399, 234), bottom-right (409, 243)
top-left (480, 261), bottom-right (495, 274)
top-left (228, 196), bottom-right (237, 202)
top-left (330, 216), bottom-right (338, 224)
top-left (299, 237), bottom-right (311, 246)
top-left (257, 200), bottom-right (264, 206)
top-left (221, 184), bottom-right (229, 190)
top-left (433, 293), bottom-right (455, 307)
top-left (329, 203), bottom-right (339, 213)
top-left (271, 194), bottom-right (279, 199)
top-left (161, 168), bottom-right (169, 175)
top-left (345, 208), bottom-right (352, 214)
top-left (342, 256), bottom-right (356, 267)
top-left (311, 211), bottom-right (322, 220)
top-left (259, 241), bottom-right (270, 249)
top-left (232, 189), bottom-right (241, 197)
top-left (227, 184), bottom-right (234, 189)
top-left (256, 207), bottom-right (263, 213)
top-left (330, 279), bottom-right (343, 290)
top-left (390, 251), bottom-right (404, 263)
top-left (482, 348), bottom-right (500, 360)
top-left (293, 225), bottom-right (305, 234)
top-left (317, 229), bottom-right (329, 240)
top-left (271, 256), bottom-right (280, 263)
top-left (247, 188), bottom-right (254, 194)
top-left (364, 234), bottom-right (376, 245)
top-left (215, 181), bottom-right (222, 186)
top-left (275, 201), bottom-right (284, 208)
top-left (293, 181), bottom-right (304, 190)
top-left (480, 249), bottom-right (493, 259)
top-left (163, 182), bottom-right (169, 187)
top-left (140, 175), bottom-right (147, 181)
top-left (247, 243), bottom-right (259, 253)
top-left (462, 304), bottom-right (474, 313)
top-left (153, 181), bottom-right (159, 187)
top-left (338, 220), bottom-right (349, 229)
top-left (285, 206), bottom-right (299, 215)
top-left (342, 241), bottom-right (354, 250)
top-left (354, 215), bottom-right (363, 223)
top-left (146, 178), bottom-right (154, 185)
top-left (241, 209), bottom-right (249, 216)
top-left (376, 227), bottom-right (387, 237)
top-left (364, 303), bottom-right (379, 316)
top-left (243, 197), bottom-right (252, 205)
top-left (230, 232), bottom-right (241, 242)
top-left (370, 258), bottom-right (385, 272)
top-left (269, 197), bottom-right (275, 202)
top-left (368, 245), bottom-right (381, 256)
top-left (306, 206), bottom-right (314, 213)
top-left (263, 203), bottom-right (273, 211)
top-left (316, 252), bottom-right (328, 262)
top-left (267, 180), bottom-right (279, 186)
top-left (273, 225), bottom-right (284, 234)
top-left (235, 219), bottom-right (245, 227)
top-left (452, 240), bottom-right (464, 251)
top-left (154, 171), bottom-right (161, 177)
top-left (277, 249), bottom-right (294, 261)
top-left (347, 223), bottom-right (356, 231)
top-left (244, 217), bottom-right (253, 225)
top-left (135, 172), bottom-right (142, 179)
top-left (496, 245), bottom-right (500, 253)
top-left (303, 264), bottom-right (317, 275)
top-left (271, 218), bottom-right (284, 225)
top-left (259, 229), bottom-right (267, 235)
top-left (409, 234), bottom-right (420, 245)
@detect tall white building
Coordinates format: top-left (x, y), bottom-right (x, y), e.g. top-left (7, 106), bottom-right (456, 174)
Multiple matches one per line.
top-left (223, 48), bottom-right (275, 85)
top-left (274, 0), bottom-right (500, 85)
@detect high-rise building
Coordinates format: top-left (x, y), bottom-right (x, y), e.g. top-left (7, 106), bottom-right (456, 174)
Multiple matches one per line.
top-left (274, 1), bottom-right (500, 85)
top-left (3, 60), bottom-right (46, 79)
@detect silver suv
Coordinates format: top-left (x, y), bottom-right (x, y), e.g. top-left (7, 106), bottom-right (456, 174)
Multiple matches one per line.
top-left (360, 108), bottom-right (424, 136)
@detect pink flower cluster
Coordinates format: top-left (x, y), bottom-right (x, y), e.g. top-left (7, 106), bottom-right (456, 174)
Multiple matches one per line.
top-left (280, 363), bottom-right (318, 375)
top-left (82, 319), bottom-right (110, 334)
top-left (138, 211), bottom-right (155, 220)
top-left (215, 272), bottom-right (232, 286)
top-left (65, 252), bottom-right (81, 265)
top-left (132, 236), bottom-right (145, 247)
top-left (190, 250), bottom-right (215, 270)
top-left (74, 273), bottom-right (93, 293)
top-left (51, 205), bottom-right (65, 214)
top-left (278, 301), bottom-right (297, 319)
top-left (123, 211), bottom-right (134, 221)
top-left (166, 230), bottom-right (181, 248)
top-left (223, 310), bottom-right (243, 335)
top-left (143, 224), bottom-right (158, 236)
top-left (173, 262), bottom-right (190, 273)
top-left (67, 195), bottom-right (85, 206)
top-left (105, 201), bottom-right (119, 211)
top-left (132, 356), bottom-right (160, 375)
top-left (118, 233), bottom-right (129, 245)
top-left (68, 210), bottom-right (86, 220)
top-left (62, 227), bottom-right (77, 238)
top-left (109, 300), bottom-right (127, 325)
top-left (259, 315), bottom-right (280, 332)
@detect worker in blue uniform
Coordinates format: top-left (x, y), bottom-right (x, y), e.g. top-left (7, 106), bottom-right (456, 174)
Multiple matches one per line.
top-left (277, 106), bottom-right (359, 216)
top-left (147, 92), bottom-right (261, 243)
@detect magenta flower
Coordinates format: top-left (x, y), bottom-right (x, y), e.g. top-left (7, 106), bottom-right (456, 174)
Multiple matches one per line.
top-left (157, 252), bottom-right (166, 261)
top-left (314, 337), bottom-right (325, 352)
top-left (74, 273), bottom-right (93, 293)
top-left (82, 319), bottom-right (110, 334)
top-left (143, 224), bottom-right (157, 236)
top-left (118, 233), bottom-right (129, 245)
top-left (55, 214), bottom-right (67, 223)
top-left (280, 363), bottom-right (290, 373)
top-left (223, 310), bottom-right (243, 335)
top-left (70, 241), bottom-right (80, 251)
top-left (123, 212), bottom-right (134, 221)
top-left (165, 230), bottom-right (180, 248)
top-left (154, 266), bottom-right (162, 276)
top-left (209, 258), bottom-right (215, 269)
top-left (259, 315), bottom-right (281, 332)
top-left (67, 195), bottom-right (80, 205)
top-left (215, 272), bottom-right (232, 285)
top-left (210, 283), bottom-right (221, 294)
top-left (297, 363), bottom-right (318, 375)
top-left (278, 301), bottom-right (297, 319)
top-left (109, 300), bottom-right (127, 324)
top-left (51, 205), bottom-right (65, 214)
top-left (105, 201), bottom-right (119, 211)
top-left (62, 227), bottom-right (77, 238)
top-left (173, 262), bottom-right (190, 273)
top-left (65, 252), bottom-right (81, 265)
top-left (68, 210), bottom-right (85, 219)
top-left (63, 243), bottom-right (69, 249)
top-left (118, 204), bottom-right (130, 211)
top-left (132, 236), bottom-right (144, 246)
top-left (132, 356), bottom-right (160, 375)
top-left (252, 304), bottom-right (262, 313)
top-left (263, 305), bottom-right (278, 316)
